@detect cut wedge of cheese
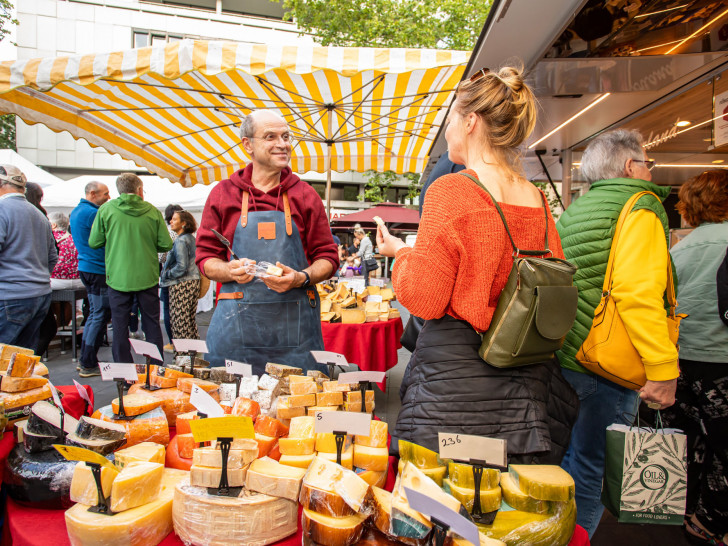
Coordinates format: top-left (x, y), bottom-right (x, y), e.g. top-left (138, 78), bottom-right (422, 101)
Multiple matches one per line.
top-left (6, 353), bottom-right (39, 378)
top-left (70, 461), bottom-right (119, 506)
top-left (355, 419), bottom-right (388, 448)
top-left (1, 386), bottom-right (53, 428)
top-left (75, 416), bottom-right (127, 442)
top-left (150, 375), bottom-right (177, 389)
top-left (279, 452), bottom-right (315, 469)
top-left (303, 455), bottom-right (369, 511)
top-left (318, 448), bottom-right (354, 470)
top-left (320, 312), bottom-right (336, 322)
top-left (175, 411), bottom-right (198, 436)
top-left (111, 394), bottom-right (163, 417)
top-left (278, 402), bottom-right (305, 419)
top-left (299, 482), bottom-right (356, 517)
top-left (307, 405), bottom-right (339, 417)
top-left (390, 474), bottom-right (431, 539)
top-left (343, 400), bottom-right (374, 413)
top-left (177, 433), bottom-right (195, 459)
top-left (448, 461), bottom-right (500, 490)
top-left (1, 375), bottom-right (47, 393)
top-left (341, 309), bottom-right (366, 324)
top-left (397, 459), bottom-right (447, 487)
top-left (231, 397), bottom-right (261, 419)
top-left (509, 464), bottom-right (575, 502)
top-left (278, 437), bottom-right (316, 456)
top-left (291, 380), bottom-right (318, 395)
top-left (176, 377), bottom-right (219, 395)
top-left (92, 406), bottom-right (170, 448)
top-left (443, 478), bottom-right (501, 513)
top-left (254, 415), bottom-right (289, 438)
top-left (265, 362), bottom-right (304, 378)
top-left (289, 415), bottom-right (315, 438)
top-left (322, 380), bottom-right (350, 392)
top-left (126, 384), bottom-right (194, 427)
top-left (255, 432), bottom-right (277, 458)
top-left (66, 468), bottom-right (188, 546)
top-left (345, 390), bottom-right (375, 405)
top-left (245, 456), bottom-right (306, 501)
top-left (65, 432), bottom-right (127, 455)
top-left (355, 467), bottom-right (387, 488)
top-left (192, 446), bottom-right (253, 469)
top-left (288, 393), bottom-right (316, 407)
top-left (33, 362), bottom-right (49, 376)
top-left (316, 433), bottom-right (353, 454)
top-left (0, 344), bottom-right (34, 371)
top-left (210, 437), bottom-right (259, 458)
top-left (398, 439), bottom-right (444, 469)
top-left (353, 445), bottom-right (389, 471)
top-left (110, 461), bottom-right (164, 512)
top-left (190, 464), bottom-right (248, 488)
top-left (499, 472), bottom-right (554, 514)
top-left (114, 442), bottom-right (166, 469)
top-left (316, 391), bottom-right (343, 407)
top-left (301, 508), bottom-right (366, 546)
top-left (160, 368), bottom-right (193, 380)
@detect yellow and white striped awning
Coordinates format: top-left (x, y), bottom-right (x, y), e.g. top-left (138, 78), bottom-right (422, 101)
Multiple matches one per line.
top-left (0, 41), bottom-right (468, 186)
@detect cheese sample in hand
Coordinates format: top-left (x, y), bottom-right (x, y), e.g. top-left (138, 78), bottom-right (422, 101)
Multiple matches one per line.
top-left (245, 456), bottom-right (306, 501)
top-left (70, 462), bottom-right (119, 506)
top-left (114, 442), bottom-right (166, 469)
top-left (302, 508), bottom-right (366, 546)
top-left (373, 216), bottom-right (386, 228)
top-left (509, 464), bottom-right (575, 502)
top-left (110, 461), bottom-right (164, 512)
top-left (266, 264), bottom-right (283, 277)
top-left (355, 419), bottom-right (388, 448)
top-left (190, 464), bottom-right (248, 488)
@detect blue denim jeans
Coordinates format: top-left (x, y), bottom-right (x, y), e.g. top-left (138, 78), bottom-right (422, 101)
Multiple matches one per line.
top-left (79, 290), bottom-right (111, 370)
top-left (0, 294), bottom-right (52, 352)
top-left (160, 286), bottom-right (172, 342)
top-left (560, 368), bottom-right (640, 538)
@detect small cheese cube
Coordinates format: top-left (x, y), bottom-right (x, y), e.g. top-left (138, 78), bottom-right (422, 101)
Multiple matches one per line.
top-left (289, 375), bottom-right (314, 384)
top-left (344, 400), bottom-right (374, 413)
top-left (316, 391), bottom-right (343, 407)
top-left (251, 389), bottom-right (274, 410)
top-left (265, 362), bottom-right (303, 378)
top-left (258, 374), bottom-right (281, 394)
top-left (277, 396), bottom-right (306, 419)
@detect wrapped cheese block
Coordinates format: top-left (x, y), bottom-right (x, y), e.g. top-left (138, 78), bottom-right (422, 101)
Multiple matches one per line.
top-left (65, 468), bottom-right (188, 546)
top-left (300, 482), bottom-right (357, 517)
top-left (192, 446), bottom-right (256, 469)
top-left (317, 448), bottom-right (354, 471)
top-left (0, 344), bottom-right (35, 370)
top-left (279, 453), bottom-right (316, 469)
top-left (173, 480), bottom-right (297, 546)
top-left (114, 442), bottom-right (166, 469)
top-left (352, 445), bottom-right (388, 471)
top-left (355, 419), bottom-right (388, 448)
top-left (16, 420), bottom-right (57, 453)
top-left (65, 432), bottom-right (127, 456)
top-left (255, 433), bottom-right (278, 458)
top-left (6, 353), bottom-right (39, 377)
top-left (1, 384), bottom-right (53, 429)
top-left (190, 464), bottom-right (248, 488)
top-left (303, 456), bottom-right (369, 512)
top-left (448, 461), bottom-right (500, 490)
top-left (508, 465), bottom-right (575, 502)
top-left (231, 397), bottom-right (261, 419)
top-left (70, 462), bottom-right (119, 506)
top-left (67, 416), bottom-right (128, 454)
top-left (111, 394), bottom-right (163, 417)
top-left (92, 406), bottom-right (170, 448)
top-left (355, 467), bottom-right (387, 488)
top-left (478, 499), bottom-right (576, 546)
top-left (301, 508), bottom-right (367, 546)
top-left (364, 486), bottom-right (427, 546)
top-left (177, 433), bottom-right (195, 459)
top-left (245, 456), bottom-right (306, 501)
top-left (110, 461), bottom-right (164, 512)
top-left (443, 478), bottom-right (502, 513)
top-left (27, 399), bottom-right (79, 440)
top-left (500, 472), bottom-right (554, 514)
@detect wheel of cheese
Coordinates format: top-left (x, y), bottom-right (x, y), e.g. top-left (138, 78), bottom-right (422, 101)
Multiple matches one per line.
top-left (1, 384), bottom-right (53, 429)
top-left (92, 405), bottom-right (170, 448)
top-left (172, 480), bottom-right (298, 546)
top-left (65, 468), bottom-right (188, 546)
top-left (177, 433), bottom-right (196, 459)
top-left (175, 411), bottom-right (198, 435)
top-left (127, 384), bottom-right (195, 427)
top-left (165, 435), bottom-right (193, 471)
top-left (301, 507), bottom-right (366, 546)
top-left (300, 483), bottom-right (355, 517)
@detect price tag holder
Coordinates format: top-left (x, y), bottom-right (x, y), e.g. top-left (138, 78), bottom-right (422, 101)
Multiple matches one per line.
top-left (188, 416), bottom-right (255, 443)
top-left (437, 432), bottom-right (507, 469)
top-left (367, 294), bottom-right (383, 303)
top-left (311, 350), bottom-right (352, 378)
top-left (128, 338), bottom-right (163, 362)
top-left (47, 379), bottom-right (63, 409)
top-left (347, 279), bottom-right (366, 294)
top-left (404, 487), bottom-right (480, 546)
top-left (337, 371), bottom-right (385, 384)
top-left (54, 444), bottom-right (116, 470)
top-left (99, 362), bottom-right (138, 382)
top-left (190, 385), bottom-right (225, 418)
top-left (314, 411), bottom-right (371, 436)
top-left (225, 360), bottom-right (252, 377)
top-left (370, 278), bottom-right (385, 287)
top-left (172, 339), bottom-right (209, 354)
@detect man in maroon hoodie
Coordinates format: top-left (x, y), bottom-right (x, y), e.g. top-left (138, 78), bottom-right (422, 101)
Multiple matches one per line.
top-left (196, 110), bottom-right (338, 374)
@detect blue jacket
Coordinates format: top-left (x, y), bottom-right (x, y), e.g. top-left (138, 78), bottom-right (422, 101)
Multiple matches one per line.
top-left (69, 199), bottom-right (105, 275)
top-left (160, 233), bottom-right (200, 287)
top-left (0, 194), bottom-right (58, 299)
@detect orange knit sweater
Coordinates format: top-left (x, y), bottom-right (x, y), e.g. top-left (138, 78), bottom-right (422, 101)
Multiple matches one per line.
top-left (393, 170), bottom-right (564, 333)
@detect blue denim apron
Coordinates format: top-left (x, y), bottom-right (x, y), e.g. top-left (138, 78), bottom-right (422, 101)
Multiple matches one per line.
top-left (206, 191), bottom-right (325, 375)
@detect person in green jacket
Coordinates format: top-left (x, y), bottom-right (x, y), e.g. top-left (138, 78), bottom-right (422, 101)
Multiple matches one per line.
top-left (89, 173), bottom-right (173, 366)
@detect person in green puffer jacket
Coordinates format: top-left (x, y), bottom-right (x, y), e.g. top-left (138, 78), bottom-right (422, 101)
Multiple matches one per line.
top-left (89, 173), bottom-right (173, 368)
top-left (556, 129), bottom-right (680, 538)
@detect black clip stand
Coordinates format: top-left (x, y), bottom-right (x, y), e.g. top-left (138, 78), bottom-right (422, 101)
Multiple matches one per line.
top-left (86, 462), bottom-right (113, 515)
top-left (467, 458), bottom-right (503, 525)
top-left (207, 437), bottom-right (242, 497)
top-left (234, 375), bottom-right (242, 398)
top-left (196, 412), bottom-right (207, 448)
top-left (144, 356), bottom-right (161, 391)
top-left (359, 381), bottom-right (370, 413)
top-left (188, 350), bottom-right (197, 375)
top-left (333, 430), bottom-right (347, 466)
top-left (430, 516), bottom-right (450, 546)
top-left (326, 362), bottom-right (336, 381)
top-left (114, 379), bottom-right (135, 420)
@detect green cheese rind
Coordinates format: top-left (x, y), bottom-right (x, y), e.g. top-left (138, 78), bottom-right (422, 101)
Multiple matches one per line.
top-left (508, 465), bottom-right (575, 502)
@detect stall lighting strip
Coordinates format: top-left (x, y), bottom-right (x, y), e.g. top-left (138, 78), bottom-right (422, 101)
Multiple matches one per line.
top-left (528, 93), bottom-right (610, 150)
top-left (635, 4), bottom-right (688, 18)
top-left (665, 7), bottom-right (728, 54)
top-left (654, 164), bottom-right (728, 169)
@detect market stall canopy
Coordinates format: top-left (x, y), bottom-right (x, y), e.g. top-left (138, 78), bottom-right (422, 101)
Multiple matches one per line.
top-left (0, 40), bottom-right (468, 193)
top-left (331, 202), bottom-right (420, 231)
top-left (0, 149), bottom-right (63, 187)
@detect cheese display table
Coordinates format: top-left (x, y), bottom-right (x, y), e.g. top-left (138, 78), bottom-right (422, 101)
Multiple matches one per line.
top-left (321, 318), bottom-right (404, 388)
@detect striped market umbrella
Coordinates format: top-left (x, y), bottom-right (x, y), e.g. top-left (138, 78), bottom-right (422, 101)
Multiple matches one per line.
top-left (0, 40), bottom-right (467, 212)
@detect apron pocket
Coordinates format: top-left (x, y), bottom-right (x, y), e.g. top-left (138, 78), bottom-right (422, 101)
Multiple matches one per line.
top-left (240, 300), bottom-right (300, 348)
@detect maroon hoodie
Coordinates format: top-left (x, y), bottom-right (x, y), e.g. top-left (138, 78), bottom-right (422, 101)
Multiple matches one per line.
top-left (196, 164), bottom-right (338, 276)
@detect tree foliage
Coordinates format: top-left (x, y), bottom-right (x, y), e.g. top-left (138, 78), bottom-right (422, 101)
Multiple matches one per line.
top-left (359, 169), bottom-right (420, 203)
top-left (282, 0), bottom-right (490, 50)
top-left (0, 1), bottom-right (16, 150)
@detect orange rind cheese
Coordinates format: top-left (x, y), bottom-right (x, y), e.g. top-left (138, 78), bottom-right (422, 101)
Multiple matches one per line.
top-left (278, 437), bottom-right (316, 456)
top-left (299, 482), bottom-right (355, 517)
top-left (353, 445), bottom-right (389, 471)
top-left (111, 394), bottom-right (163, 417)
top-left (355, 419), bottom-right (388, 448)
top-left (316, 391), bottom-right (343, 407)
top-left (1, 375), bottom-right (48, 393)
top-left (231, 397), bottom-right (261, 419)
top-left (6, 353), bottom-right (39, 378)
top-left (176, 377), bottom-right (219, 395)
top-left (254, 415), bottom-right (289, 438)
top-left (301, 507), bottom-right (366, 546)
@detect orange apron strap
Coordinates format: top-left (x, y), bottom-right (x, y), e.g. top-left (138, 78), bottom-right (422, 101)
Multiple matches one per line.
top-left (240, 191), bottom-right (249, 227)
top-left (282, 192), bottom-right (293, 236)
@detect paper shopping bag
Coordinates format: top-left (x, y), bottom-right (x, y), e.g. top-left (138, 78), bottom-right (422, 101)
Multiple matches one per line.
top-left (602, 423), bottom-right (687, 525)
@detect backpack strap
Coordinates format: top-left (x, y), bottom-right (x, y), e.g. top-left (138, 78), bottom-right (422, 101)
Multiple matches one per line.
top-left (460, 173), bottom-right (550, 257)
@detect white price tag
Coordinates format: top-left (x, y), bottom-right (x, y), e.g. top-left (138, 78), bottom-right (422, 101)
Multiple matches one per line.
top-left (438, 432), bottom-right (507, 468)
top-left (47, 379), bottom-right (63, 410)
top-left (314, 410), bottom-right (371, 436)
top-left (370, 278), bottom-right (385, 287)
top-left (128, 338), bottom-right (163, 361)
top-left (347, 279), bottom-right (366, 294)
top-left (310, 351), bottom-right (349, 367)
top-left (100, 362), bottom-right (139, 382)
top-left (189, 385), bottom-right (225, 418)
top-left (337, 371), bottom-right (386, 384)
top-left (73, 380), bottom-right (92, 406)
top-left (367, 294), bottom-right (383, 303)
top-left (404, 487), bottom-right (480, 546)
top-left (225, 360), bottom-right (253, 377)
top-left (172, 339), bottom-right (209, 353)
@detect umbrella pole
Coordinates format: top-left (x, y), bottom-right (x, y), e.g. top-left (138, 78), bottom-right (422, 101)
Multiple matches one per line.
top-left (325, 108), bottom-right (333, 219)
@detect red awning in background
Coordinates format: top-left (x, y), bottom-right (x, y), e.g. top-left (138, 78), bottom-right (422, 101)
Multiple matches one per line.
top-left (331, 202), bottom-right (420, 231)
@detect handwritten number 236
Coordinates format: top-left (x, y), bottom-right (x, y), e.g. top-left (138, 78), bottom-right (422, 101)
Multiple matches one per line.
top-left (441, 435), bottom-right (461, 447)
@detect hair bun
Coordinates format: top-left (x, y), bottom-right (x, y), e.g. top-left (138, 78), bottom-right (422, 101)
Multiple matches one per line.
top-left (497, 66), bottom-right (525, 93)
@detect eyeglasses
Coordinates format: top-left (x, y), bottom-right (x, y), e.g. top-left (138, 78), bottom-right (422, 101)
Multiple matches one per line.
top-left (633, 159), bottom-right (655, 170)
top-left (251, 133), bottom-right (295, 147)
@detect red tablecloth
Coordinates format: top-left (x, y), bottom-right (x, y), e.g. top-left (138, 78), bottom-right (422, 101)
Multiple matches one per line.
top-left (321, 318), bottom-right (404, 389)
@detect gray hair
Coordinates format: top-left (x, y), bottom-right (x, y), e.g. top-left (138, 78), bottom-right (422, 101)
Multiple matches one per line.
top-left (354, 227), bottom-right (366, 236)
top-left (116, 172), bottom-right (142, 194)
top-left (84, 180), bottom-right (102, 195)
top-left (49, 211), bottom-right (70, 231)
top-left (580, 129), bottom-right (645, 184)
top-left (239, 114), bottom-right (256, 140)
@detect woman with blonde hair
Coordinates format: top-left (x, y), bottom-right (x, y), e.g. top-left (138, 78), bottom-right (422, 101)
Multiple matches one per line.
top-left (377, 66), bottom-right (577, 462)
